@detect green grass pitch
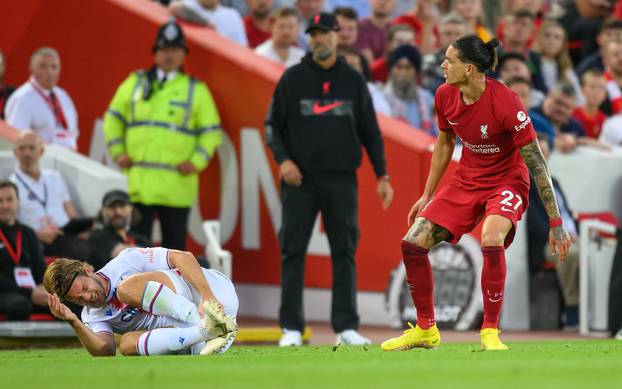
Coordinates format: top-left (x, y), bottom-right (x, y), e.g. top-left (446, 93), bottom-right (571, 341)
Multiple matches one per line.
top-left (1, 340), bottom-right (620, 389)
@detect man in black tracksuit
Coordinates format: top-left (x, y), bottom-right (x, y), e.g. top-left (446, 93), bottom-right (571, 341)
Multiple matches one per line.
top-left (265, 12), bottom-right (394, 346)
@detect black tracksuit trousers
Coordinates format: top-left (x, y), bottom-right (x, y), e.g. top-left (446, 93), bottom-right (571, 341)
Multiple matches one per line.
top-left (278, 176), bottom-right (360, 333)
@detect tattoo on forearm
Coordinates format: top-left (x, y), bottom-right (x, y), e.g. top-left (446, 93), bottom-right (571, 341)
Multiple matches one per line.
top-left (405, 218), bottom-right (451, 249)
top-left (520, 141), bottom-right (560, 219)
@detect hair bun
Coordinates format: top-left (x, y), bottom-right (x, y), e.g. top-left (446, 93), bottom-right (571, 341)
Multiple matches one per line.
top-left (487, 38), bottom-right (500, 49)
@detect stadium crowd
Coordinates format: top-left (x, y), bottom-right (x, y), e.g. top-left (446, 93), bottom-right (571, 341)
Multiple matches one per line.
top-left (1, 0), bottom-right (622, 343)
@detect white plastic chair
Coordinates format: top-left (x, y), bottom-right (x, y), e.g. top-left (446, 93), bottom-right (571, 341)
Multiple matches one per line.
top-left (202, 220), bottom-right (233, 279)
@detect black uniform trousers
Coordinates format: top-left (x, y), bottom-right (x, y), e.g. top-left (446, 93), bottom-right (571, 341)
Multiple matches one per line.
top-left (278, 176), bottom-right (360, 333)
top-left (132, 203), bottom-right (190, 251)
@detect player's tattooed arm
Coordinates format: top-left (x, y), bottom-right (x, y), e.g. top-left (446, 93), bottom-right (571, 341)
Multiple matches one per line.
top-left (519, 141), bottom-right (560, 219)
top-left (519, 140), bottom-right (567, 244)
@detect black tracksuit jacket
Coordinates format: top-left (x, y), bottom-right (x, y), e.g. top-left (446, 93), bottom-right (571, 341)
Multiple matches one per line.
top-left (265, 53), bottom-right (387, 179)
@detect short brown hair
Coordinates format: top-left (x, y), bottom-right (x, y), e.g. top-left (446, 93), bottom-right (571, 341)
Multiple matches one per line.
top-left (43, 258), bottom-right (93, 301)
top-left (581, 68), bottom-right (605, 85)
top-left (333, 7), bottom-right (357, 21)
top-left (507, 8), bottom-right (535, 21)
top-left (506, 76), bottom-right (532, 89)
top-left (0, 180), bottom-right (19, 197)
top-left (271, 6), bottom-right (298, 20)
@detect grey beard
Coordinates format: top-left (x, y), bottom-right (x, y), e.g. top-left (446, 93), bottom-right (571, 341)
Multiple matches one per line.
top-left (390, 80), bottom-right (419, 100)
top-left (313, 48), bottom-right (333, 61)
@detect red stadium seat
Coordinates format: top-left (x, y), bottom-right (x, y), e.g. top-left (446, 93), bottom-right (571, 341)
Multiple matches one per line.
top-left (0, 313), bottom-right (56, 321)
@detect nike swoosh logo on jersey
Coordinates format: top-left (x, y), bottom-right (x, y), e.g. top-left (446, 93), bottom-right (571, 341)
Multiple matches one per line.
top-left (448, 120), bottom-right (459, 125)
top-left (501, 206), bottom-right (515, 213)
top-left (313, 101), bottom-right (345, 115)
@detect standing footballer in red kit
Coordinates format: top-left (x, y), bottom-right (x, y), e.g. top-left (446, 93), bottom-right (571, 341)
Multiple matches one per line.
top-left (381, 35), bottom-right (572, 352)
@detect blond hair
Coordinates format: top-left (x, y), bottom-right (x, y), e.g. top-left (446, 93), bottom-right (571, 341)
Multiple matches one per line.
top-left (43, 259), bottom-right (93, 301)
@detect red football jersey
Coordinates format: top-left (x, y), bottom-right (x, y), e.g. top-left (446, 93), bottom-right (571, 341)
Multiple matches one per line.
top-left (571, 107), bottom-right (605, 139)
top-left (435, 78), bottom-right (537, 188)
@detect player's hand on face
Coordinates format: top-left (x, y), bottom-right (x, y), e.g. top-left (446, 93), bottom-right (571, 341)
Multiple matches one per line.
top-left (377, 180), bottom-right (394, 210)
top-left (48, 294), bottom-right (78, 323)
top-left (279, 159), bottom-right (303, 187)
top-left (549, 226), bottom-right (572, 262)
top-left (407, 196), bottom-right (431, 227)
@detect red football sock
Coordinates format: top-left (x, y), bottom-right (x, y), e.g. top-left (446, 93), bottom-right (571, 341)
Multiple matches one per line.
top-left (401, 240), bottom-right (435, 329)
top-left (481, 246), bottom-right (507, 329)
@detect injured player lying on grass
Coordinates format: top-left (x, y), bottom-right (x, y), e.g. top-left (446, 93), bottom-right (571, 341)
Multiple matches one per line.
top-left (43, 247), bottom-right (238, 356)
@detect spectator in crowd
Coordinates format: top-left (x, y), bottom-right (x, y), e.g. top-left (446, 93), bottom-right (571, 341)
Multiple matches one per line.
top-left (296, 0), bottom-right (325, 51)
top-left (371, 24), bottom-right (415, 83)
top-left (244, 0), bottom-right (273, 48)
top-left (498, 9), bottom-right (547, 93)
top-left (9, 131), bottom-right (92, 259)
top-left (572, 69), bottom-right (608, 140)
top-left (339, 46), bottom-right (391, 115)
top-left (169, 0), bottom-right (248, 46)
top-left (532, 82), bottom-right (587, 153)
top-left (256, 7), bottom-right (305, 68)
top-left (103, 21), bottom-right (222, 250)
top-left (500, 9), bottom-right (535, 54)
top-left (602, 39), bottom-right (622, 115)
top-left (0, 181), bottom-right (49, 321)
top-left (327, 0), bottom-right (370, 19)
top-left (527, 133), bottom-right (579, 330)
top-left (422, 13), bottom-right (467, 93)
top-left (219, 0), bottom-right (291, 16)
top-left (392, 0), bottom-right (441, 55)
top-left (86, 190), bottom-right (151, 271)
top-left (532, 19), bottom-right (583, 101)
top-left (496, 0), bottom-right (544, 47)
top-left (0, 50), bottom-right (15, 120)
top-left (383, 45), bottom-right (436, 136)
top-left (222, 0), bottom-right (251, 14)
top-left (498, 52), bottom-right (545, 108)
top-left (333, 7), bottom-right (359, 50)
top-left (552, 0), bottom-right (614, 66)
top-left (599, 107), bottom-right (622, 146)
top-left (452, 0), bottom-right (492, 42)
top-left (576, 17), bottom-right (622, 78)
top-left (266, 12), bottom-right (393, 347)
top-left (5, 47), bottom-right (79, 150)
top-left (355, 0), bottom-right (397, 63)
top-left (506, 76), bottom-right (555, 149)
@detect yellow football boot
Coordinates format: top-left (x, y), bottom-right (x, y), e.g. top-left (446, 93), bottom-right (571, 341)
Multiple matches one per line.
top-left (480, 328), bottom-right (509, 351)
top-left (381, 322), bottom-right (441, 351)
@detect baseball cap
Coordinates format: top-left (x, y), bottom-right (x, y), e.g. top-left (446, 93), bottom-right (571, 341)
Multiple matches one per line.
top-left (102, 190), bottom-right (130, 208)
top-left (305, 12), bottom-right (340, 34)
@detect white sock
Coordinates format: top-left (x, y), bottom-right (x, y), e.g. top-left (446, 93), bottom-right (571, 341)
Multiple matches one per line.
top-left (141, 281), bottom-right (200, 324)
top-left (136, 326), bottom-right (207, 356)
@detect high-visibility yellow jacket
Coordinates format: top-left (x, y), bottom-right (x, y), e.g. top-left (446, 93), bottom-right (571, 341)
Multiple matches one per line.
top-left (103, 70), bottom-right (222, 207)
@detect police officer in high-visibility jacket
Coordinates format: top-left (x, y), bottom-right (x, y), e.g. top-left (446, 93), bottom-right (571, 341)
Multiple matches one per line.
top-left (103, 21), bottom-right (222, 250)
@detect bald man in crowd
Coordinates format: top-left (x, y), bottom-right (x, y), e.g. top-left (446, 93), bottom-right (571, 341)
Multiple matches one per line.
top-left (9, 131), bottom-right (92, 259)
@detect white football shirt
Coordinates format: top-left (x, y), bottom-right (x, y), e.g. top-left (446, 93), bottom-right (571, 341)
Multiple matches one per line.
top-left (81, 247), bottom-right (187, 335)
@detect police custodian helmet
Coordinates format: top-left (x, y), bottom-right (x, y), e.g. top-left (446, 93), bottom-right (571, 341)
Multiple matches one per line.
top-left (152, 19), bottom-right (188, 52)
